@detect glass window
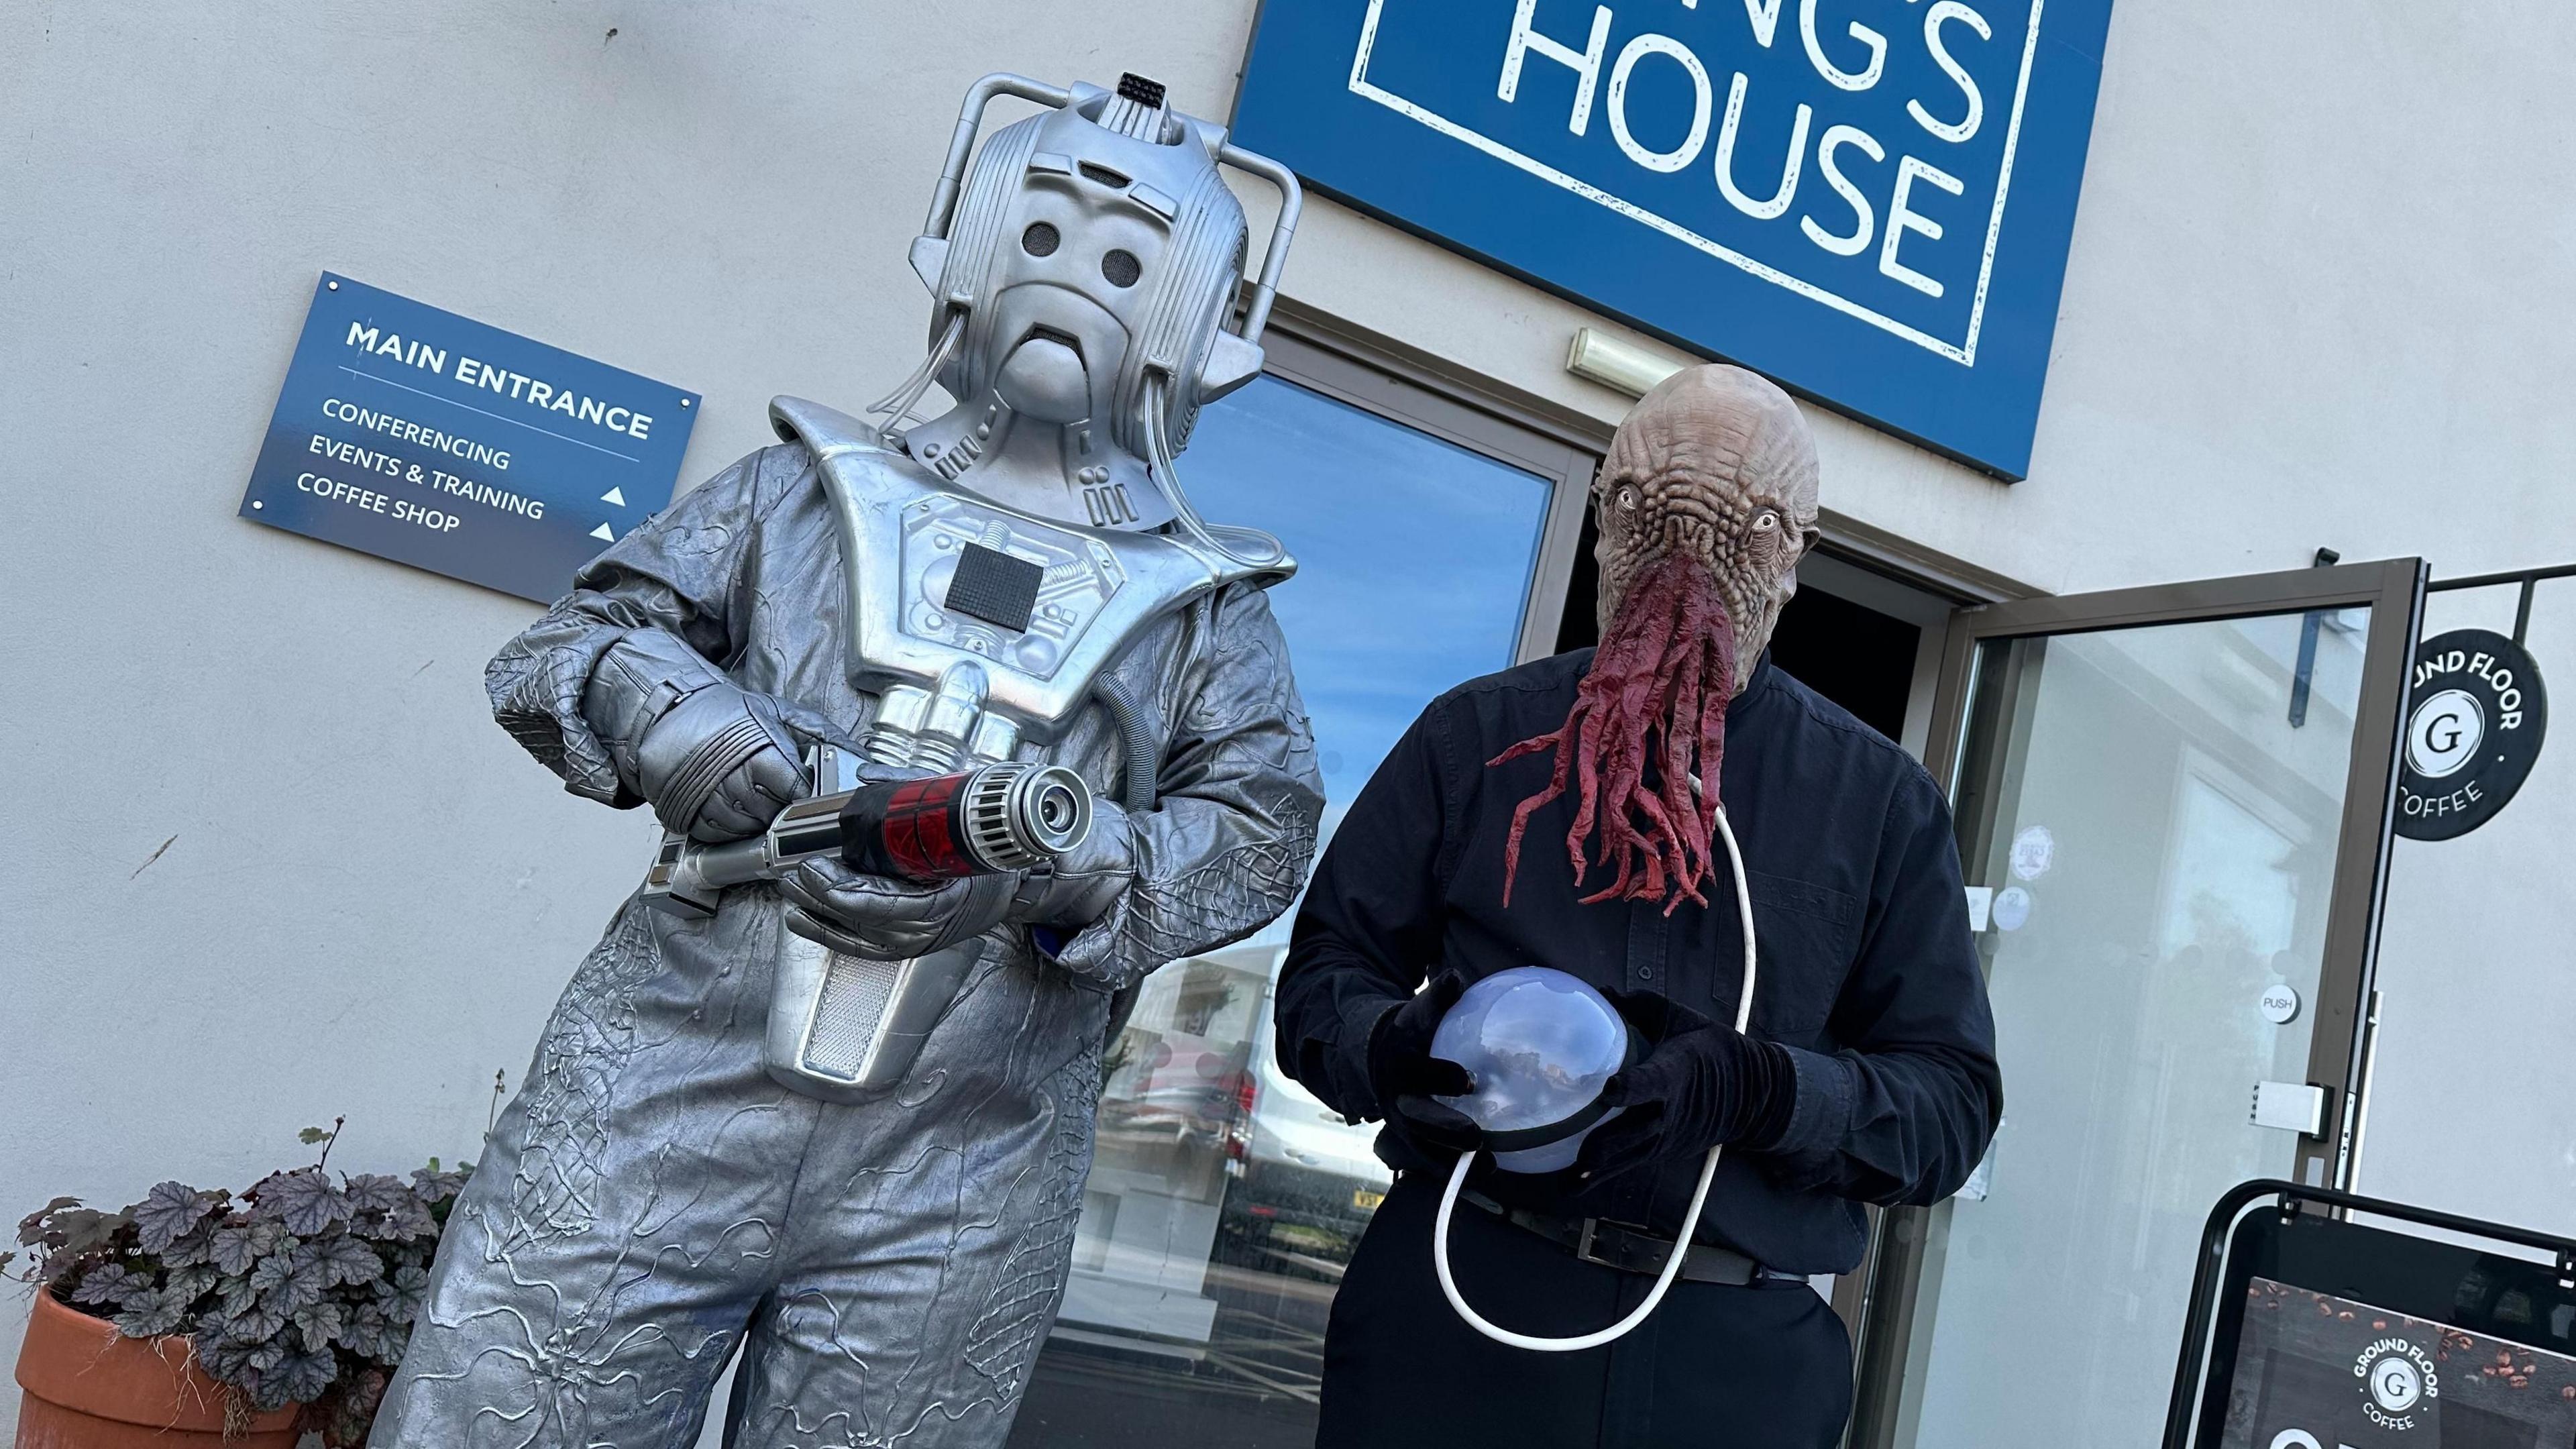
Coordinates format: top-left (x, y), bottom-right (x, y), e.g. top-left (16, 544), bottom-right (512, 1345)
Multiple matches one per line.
top-left (1010, 373), bottom-right (1558, 1447)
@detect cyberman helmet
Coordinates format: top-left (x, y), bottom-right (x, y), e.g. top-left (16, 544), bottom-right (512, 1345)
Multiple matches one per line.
top-left (879, 72), bottom-right (1301, 568)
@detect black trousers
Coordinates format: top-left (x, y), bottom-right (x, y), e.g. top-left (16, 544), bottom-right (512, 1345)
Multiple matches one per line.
top-left (1318, 1172), bottom-right (1853, 1449)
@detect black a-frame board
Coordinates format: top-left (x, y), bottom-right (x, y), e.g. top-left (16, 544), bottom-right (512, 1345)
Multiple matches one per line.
top-left (2166, 1180), bottom-right (2576, 1448)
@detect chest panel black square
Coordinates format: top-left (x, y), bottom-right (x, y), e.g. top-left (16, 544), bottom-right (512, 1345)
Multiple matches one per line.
top-left (944, 542), bottom-right (1043, 632)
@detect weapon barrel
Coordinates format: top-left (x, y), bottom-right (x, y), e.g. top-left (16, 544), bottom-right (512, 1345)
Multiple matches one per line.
top-left (839, 762), bottom-right (1092, 880)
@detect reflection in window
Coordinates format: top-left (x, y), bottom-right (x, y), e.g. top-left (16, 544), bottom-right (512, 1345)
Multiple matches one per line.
top-left (1012, 376), bottom-right (1556, 1447)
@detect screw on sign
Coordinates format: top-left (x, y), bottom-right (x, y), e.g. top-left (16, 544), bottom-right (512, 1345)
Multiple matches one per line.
top-left (2397, 629), bottom-right (2548, 841)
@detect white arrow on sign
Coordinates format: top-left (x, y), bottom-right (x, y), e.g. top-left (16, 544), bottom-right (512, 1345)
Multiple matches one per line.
top-left (600, 486), bottom-right (627, 507)
top-left (590, 523), bottom-right (616, 542)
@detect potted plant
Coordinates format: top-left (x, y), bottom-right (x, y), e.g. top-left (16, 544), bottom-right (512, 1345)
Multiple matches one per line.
top-left (7, 1122), bottom-right (465, 1447)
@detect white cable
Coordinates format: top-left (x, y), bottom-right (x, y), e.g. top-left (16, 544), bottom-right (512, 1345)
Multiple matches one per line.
top-left (1433, 797), bottom-right (1758, 1352)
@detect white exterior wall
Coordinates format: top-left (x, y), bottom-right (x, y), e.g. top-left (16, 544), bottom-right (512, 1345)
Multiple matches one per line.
top-left (4, 0), bottom-right (2572, 1431)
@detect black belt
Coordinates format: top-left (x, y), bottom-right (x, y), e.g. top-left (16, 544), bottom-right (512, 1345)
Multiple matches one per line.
top-left (1460, 1190), bottom-right (1806, 1287)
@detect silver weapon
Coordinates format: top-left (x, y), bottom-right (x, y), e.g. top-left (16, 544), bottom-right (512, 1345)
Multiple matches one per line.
top-left (643, 749), bottom-right (1093, 1099)
top-left (641, 749), bottom-right (1091, 917)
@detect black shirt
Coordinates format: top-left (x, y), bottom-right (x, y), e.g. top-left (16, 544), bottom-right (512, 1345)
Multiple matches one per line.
top-left (1276, 649), bottom-right (2003, 1275)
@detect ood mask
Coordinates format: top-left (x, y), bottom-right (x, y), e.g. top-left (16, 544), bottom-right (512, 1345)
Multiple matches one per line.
top-left (1495, 365), bottom-right (1819, 913)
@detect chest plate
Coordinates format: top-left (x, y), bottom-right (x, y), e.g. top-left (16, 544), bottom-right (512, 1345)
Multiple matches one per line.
top-left (898, 492), bottom-right (1126, 683)
top-left (769, 396), bottom-right (1289, 768)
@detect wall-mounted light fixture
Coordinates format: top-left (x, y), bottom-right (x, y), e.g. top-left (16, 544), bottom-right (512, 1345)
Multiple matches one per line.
top-left (1564, 327), bottom-right (1686, 399)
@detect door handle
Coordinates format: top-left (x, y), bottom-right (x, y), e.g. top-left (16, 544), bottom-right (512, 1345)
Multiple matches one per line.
top-left (2251, 1081), bottom-right (2326, 1136)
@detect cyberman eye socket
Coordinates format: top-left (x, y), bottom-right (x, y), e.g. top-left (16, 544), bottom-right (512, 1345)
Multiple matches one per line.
top-left (1101, 249), bottom-right (1142, 288)
top-left (1022, 223), bottom-right (1061, 258)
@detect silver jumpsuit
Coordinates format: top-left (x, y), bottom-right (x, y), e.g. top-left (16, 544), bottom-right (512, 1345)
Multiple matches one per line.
top-left (369, 439), bottom-right (1323, 1447)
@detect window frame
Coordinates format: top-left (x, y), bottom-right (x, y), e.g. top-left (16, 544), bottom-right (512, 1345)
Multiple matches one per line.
top-left (1254, 310), bottom-right (1600, 665)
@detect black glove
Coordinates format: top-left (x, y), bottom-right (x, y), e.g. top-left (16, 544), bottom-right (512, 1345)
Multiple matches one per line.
top-left (1365, 971), bottom-right (1481, 1157)
top-left (1573, 989), bottom-right (1796, 1185)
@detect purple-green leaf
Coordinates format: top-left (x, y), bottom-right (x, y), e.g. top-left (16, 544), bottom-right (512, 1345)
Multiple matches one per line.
top-left (221, 1293), bottom-right (288, 1343)
top-left (70, 1264), bottom-right (144, 1306)
top-left (291, 1298), bottom-right (345, 1353)
top-left (130, 1181), bottom-right (222, 1254)
top-left (410, 1165), bottom-right (468, 1203)
top-left (377, 1264), bottom-right (428, 1325)
top-left (209, 1217), bottom-right (286, 1275)
top-left (18, 1197), bottom-right (80, 1246)
top-left (252, 1169), bottom-right (350, 1236)
top-left (194, 1329), bottom-right (258, 1381)
top-left (339, 1175), bottom-right (409, 1216)
top-left (352, 1196), bottom-right (436, 1242)
top-left (269, 1345), bottom-right (338, 1409)
top-left (308, 1230), bottom-right (382, 1287)
top-left (163, 1263), bottom-right (219, 1304)
top-left (248, 1245), bottom-right (328, 1314)
top-left (111, 1283), bottom-right (193, 1338)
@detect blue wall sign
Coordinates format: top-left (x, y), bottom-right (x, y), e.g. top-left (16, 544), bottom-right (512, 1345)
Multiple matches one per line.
top-left (1234, 0), bottom-right (2114, 478)
top-left (239, 273), bottom-right (700, 602)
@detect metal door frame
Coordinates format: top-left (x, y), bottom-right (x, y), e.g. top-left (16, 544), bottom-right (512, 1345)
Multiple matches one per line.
top-left (1843, 557), bottom-right (2428, 1449)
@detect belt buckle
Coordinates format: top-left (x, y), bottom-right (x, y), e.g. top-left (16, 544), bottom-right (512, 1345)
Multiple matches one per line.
top-left (1573, 1218), bottom-right (1668, 1274)
top-left (1572, 1218), bottom-right (1611, 1269)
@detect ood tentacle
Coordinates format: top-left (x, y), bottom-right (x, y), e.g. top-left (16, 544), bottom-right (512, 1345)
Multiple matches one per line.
top-left (1491, 553), bottom-right (1737, 914)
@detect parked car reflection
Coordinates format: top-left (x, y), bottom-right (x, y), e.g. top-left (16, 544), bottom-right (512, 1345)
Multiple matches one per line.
top-left (1216, 971), bottom-right (1391, 1283)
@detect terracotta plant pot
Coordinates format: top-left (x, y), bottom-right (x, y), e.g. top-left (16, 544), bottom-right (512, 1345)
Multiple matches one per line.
top-left (13, 1290), bottom-right (297, 1448)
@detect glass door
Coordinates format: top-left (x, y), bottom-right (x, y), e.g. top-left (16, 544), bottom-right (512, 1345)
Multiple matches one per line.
top-left (1850, 559), bottom-right (2426, 1449)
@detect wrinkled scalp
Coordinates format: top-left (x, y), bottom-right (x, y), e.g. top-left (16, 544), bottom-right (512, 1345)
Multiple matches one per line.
top-left (1602, 366), bottom-right (1818, 524)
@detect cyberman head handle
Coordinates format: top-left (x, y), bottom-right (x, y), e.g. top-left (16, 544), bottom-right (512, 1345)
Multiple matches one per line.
top-left (873, 72), bottom-right (1303, 572)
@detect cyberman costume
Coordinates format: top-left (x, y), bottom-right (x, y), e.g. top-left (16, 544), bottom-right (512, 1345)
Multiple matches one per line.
top-left (373, 74), bottom-right (1324, 1449)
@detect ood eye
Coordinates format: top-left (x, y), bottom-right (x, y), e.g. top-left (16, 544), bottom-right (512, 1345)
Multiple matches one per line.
top-left (1752, 510), bottom-right (1779, 532)
top-left (1021, 222), bottom-right (1061, 257)
top-left (1613, 485), bottom-right (1640, 512)
top-left (1101, 249), bottom-right (1142, 287)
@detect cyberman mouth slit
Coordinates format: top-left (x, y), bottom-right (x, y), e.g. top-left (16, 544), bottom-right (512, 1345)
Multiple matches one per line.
top-left (1022, 324), bottom-right (1085, 362)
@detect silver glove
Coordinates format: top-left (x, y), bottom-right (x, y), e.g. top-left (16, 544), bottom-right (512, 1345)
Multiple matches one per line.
top-left (582, 630), bottom-right (805, 843)
top-left (1006, 799), bottom-right (1137, 932)
top-left (780, 861), bottom-right (1021, 961)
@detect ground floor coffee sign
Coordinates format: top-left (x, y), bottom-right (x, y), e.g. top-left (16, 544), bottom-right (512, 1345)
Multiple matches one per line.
top-left (2220, 1281), bottom-right (2576, 1447)
top-left (2397, 629), bottom-right (2548, 841)
top-left (239, 273), bottom-right (700, 602)
top-left (1234, 0), bottom-right (2115, 478)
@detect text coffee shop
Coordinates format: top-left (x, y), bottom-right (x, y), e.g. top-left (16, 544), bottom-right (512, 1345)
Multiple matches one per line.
top-left (9, 3), bottom-right (2576, 1448)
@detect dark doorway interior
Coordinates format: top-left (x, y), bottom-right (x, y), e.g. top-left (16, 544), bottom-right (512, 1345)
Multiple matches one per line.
top-left (1553, 510), bottom-right (1923, 743)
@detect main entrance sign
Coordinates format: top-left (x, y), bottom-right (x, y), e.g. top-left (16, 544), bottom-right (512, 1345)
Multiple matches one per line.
top-left (1233, 0), bottom-right (2116, 477)
top-left (239, 273), bottom-right (700, 602)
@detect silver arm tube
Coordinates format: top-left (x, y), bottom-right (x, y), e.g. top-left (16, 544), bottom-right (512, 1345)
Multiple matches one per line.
top-left (924, 72), bottom-right (1076, 239)
top-left (1217, 142), bottom-right (1303, 345)
top-left (1091, 673), bottom-right (1159, 813)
